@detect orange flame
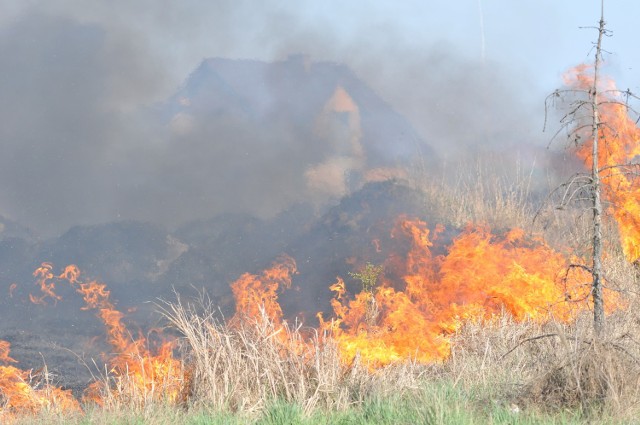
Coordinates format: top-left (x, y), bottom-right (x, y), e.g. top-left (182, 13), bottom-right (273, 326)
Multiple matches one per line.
top-left (0, 339), bottom-right (79, 421)
top-left (0, 341), bottom-right (16, 365)
top-left (321, 218), bottom-right (606, 367)
top-left (230, 255), bottom-right (297, 326)
top-left (31, 264), bottom-right (183, 405)
top-left (565, 65), bottom-right (640, 263)
top-left (225, 217), bottom-right (620, 368)
top-left (30, 262), bottom-right (62, 305)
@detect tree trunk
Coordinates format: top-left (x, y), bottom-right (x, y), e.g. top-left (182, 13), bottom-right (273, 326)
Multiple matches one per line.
top-left (591, 5), bottom-right (606, 334)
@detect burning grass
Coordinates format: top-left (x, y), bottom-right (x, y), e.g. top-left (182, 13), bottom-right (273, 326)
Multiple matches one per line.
top-left (162, 298), bottom-right (427, 415)
top-left (9, 305), bottom-right (640, 424)
top-left (2, 200), bottom-right (638, 423)
top-left (0, 344), bottom-right (80, 421)
top-left (2, 203), bottom-right (638, 423)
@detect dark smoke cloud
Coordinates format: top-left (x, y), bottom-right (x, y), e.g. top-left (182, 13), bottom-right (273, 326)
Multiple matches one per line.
top-left (0, 3), bottom-right (546, 236)
top-left (0, 12), bottom-right (166, 235)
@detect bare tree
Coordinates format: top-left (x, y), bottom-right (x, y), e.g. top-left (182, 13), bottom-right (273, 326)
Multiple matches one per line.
top-left (590, 1), bottom-right (606, 334)
top-left (543, 1), bottom-right (640, 334)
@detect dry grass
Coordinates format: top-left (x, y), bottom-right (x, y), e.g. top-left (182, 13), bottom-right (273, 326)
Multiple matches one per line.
top-left (410, 154), bottom-right (640, 400)
top-left (160, 297), bottom-right (427, 416)
top-left (411, 153), bottom-right (540, 231)
top-left (436, 299), bottom-right (640, 421)
top-left (85, 360), bottom-right (186, 416)
top-left (403, 154), bottom-right (640, 420)
top-left (7, 280), bottom-right (640, 423)
top-left (123, 295), bottom-right (640, 422)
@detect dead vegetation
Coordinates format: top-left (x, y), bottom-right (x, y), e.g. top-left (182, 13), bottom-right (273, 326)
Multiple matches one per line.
top-left (160, 298), bottom-right (428, 416)
top-left (439, 297), bottom-right (640, 421)
top-left (411, 153), bottom-right (540, 232)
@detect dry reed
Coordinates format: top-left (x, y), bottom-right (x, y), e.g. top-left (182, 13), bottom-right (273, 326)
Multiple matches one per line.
top-left (160, 296), bottom-right (427, 416)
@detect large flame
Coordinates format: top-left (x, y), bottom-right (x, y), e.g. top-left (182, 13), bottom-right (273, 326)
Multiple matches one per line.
top-left (6, 211), bottom-right (625, 417)
top-left (564, 65), bottom-right (640, 263)
top-left (320, 218), bottom-right (606, 367)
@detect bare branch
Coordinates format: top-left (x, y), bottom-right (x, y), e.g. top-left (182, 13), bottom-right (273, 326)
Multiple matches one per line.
top-left (597, 100), bottom-right (640, 118)
top-left (544, 89), bottom-right (592, 132)
top-left (599, 163), bottom-right (640, 175)
top-left (500, 333), bottom-right (559, 359)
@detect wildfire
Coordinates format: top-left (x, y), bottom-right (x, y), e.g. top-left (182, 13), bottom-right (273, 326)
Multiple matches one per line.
top-left (2, 65), bottom-right (636, 419)
top-left (564, 65), bottom-right (640, 263)
top-left (4, 206), bottom-right (629, 417)
top-left (0, 266), bottom-right (81, 420)
top-left (30, 264), bottom-right (184, 406)
top-left (0, 339), bottom-right (79, 421)
top-left (320, 218), bottom-right (602, 367)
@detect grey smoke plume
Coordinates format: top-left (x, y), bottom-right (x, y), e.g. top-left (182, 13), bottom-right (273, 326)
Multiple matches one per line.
top-left (0, 13), bottom-right (166, 235)
top-left (0, 3), bottom-right (543, 237)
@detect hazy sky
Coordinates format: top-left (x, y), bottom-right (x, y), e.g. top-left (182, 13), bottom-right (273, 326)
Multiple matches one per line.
top-left (2, 1), bottom-right (635, 101)
top-left (0, 1), bottom-right (637, 235)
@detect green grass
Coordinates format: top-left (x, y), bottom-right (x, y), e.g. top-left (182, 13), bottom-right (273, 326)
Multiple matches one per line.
top-left (16, 381), bottom-right (623, 425)
top-left (251, 385), bottom-right (593, 425)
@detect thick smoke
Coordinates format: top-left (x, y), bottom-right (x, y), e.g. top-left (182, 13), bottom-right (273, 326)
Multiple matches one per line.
top-left (0, 2), bottom-right (545, 237)
top-left (0, 13), bottom-right (167, 235)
